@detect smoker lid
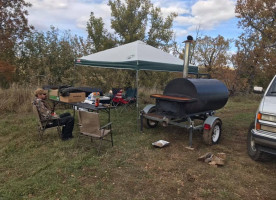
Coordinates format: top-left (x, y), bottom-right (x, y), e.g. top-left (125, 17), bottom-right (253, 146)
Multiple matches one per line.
top-left (163, 78), bottom-right (198, 98)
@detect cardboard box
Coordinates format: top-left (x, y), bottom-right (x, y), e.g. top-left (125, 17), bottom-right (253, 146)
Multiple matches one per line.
top-left (59, 92), bottom-right (85, 103)
top-left (49, 89), bottom-right (59, 96)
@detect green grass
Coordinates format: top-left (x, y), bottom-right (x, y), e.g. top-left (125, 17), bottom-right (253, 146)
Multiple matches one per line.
top-left (0, 96), bottom-right (276, 200)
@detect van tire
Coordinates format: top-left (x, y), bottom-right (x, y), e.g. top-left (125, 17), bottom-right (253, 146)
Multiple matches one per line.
top-left (247, 122), bottom-right (270, 161)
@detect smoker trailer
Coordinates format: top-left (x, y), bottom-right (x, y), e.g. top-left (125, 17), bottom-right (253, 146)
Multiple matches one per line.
top-left (140, 78), bottom-right (229, 147)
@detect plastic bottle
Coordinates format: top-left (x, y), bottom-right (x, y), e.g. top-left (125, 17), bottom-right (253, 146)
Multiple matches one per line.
top-left (95, 97), bottom-right (100, 107)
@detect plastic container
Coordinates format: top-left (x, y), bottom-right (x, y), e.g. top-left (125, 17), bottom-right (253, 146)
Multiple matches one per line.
top-left (95, 97), bottom-right (100, 107)
top-left (87, 93), bottom-right (92, 100)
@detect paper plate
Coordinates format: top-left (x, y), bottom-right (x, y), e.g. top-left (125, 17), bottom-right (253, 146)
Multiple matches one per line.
top-left (152, 140), bottom-right (170, 148)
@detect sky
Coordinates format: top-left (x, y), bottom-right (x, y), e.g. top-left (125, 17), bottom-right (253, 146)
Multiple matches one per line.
top-left (26, 0), bottom-right (241, 49)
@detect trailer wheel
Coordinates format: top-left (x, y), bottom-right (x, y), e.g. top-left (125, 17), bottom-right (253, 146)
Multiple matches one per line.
top-left (203, 119), bottom-right (221, 145)
top-left (144, 107), bottom-right (158, 128)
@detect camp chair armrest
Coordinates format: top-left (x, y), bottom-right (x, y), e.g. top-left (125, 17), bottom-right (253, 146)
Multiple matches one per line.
top-left (41, 117), bottom-right (59, 126)
top-left (100, 122), bottom-right (112, 130)
top-left (40, 116), bottom-right (59, 122)
top-left (40, 118), bottom-right (56, 123)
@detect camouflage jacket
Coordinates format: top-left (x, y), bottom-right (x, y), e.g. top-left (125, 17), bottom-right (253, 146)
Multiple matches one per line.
top-left (32, 98), bottom-right (52, 121)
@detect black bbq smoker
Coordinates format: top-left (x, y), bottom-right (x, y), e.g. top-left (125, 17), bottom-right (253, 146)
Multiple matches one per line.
top-left (140, 36), bottom-right (229, 148)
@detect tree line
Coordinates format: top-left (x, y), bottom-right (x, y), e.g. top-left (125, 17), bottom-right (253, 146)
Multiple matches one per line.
top-left (0, 0), bottom-right (275, 94)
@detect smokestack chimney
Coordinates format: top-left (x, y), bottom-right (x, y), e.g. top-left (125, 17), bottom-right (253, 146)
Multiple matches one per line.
top-left (183, 35), bottom-right (193, 78)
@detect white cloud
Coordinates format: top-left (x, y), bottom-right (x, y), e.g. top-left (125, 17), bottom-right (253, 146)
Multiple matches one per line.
top-left (161, 6), bottom-right (188, 16)
top-left (26, 0), bottom-right (237, 43)
top-left (27, 0), bottom-right (111, 36)
top-left (175, 0), bottom-right (235, 31)
top-left (152, 0), bottom-right (189, 17)
top-left (76, 16), bottom-right (88, 30)
top-left (28, 0), bottom-right (70, 9)
top-left (174, 28), bottom-right (188, 38)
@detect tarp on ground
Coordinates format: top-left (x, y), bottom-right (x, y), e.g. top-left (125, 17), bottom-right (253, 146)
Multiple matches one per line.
top-left (75, 40), bottom-right (197, 73)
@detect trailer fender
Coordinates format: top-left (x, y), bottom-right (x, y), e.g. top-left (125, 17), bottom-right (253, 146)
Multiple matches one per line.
top-left (204, 116), bottom-right (221, 127)
top-left (203, 116), bottom-right (222, 145)
top-left (142, 104), bottom-right (156, 114)
top-left (141, 104), bottom-right (159, 129)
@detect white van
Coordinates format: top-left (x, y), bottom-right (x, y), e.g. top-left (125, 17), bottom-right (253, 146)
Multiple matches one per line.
top-left (247, 75), bottom-right (276, 161)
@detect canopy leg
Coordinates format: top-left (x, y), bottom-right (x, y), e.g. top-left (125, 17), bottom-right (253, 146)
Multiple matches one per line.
top-left (136, 70), bottom-right (139, 131)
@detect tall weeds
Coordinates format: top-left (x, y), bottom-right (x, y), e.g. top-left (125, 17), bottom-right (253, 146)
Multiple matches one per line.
top-left (0, 84), bottom-right (34, 113)
top-left (0, 85), bottom-right (163, 113)
top-left (1, 84), bottom-right (260, 114)
top-left (139, 86), bottom-right (163, 104)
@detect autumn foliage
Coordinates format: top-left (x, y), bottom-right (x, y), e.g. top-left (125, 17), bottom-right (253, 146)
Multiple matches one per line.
top-left (234, 0), bottom-right (276, 91)
top-left (0, 0), bottom-right (276, 95)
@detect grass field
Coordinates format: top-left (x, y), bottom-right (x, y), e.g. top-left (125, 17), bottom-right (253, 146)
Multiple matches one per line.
top-left (0, 95), bottom-right (276, 200)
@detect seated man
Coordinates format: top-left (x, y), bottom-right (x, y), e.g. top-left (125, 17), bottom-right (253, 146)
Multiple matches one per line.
top-left (33, 88), bottom-right (74, 141)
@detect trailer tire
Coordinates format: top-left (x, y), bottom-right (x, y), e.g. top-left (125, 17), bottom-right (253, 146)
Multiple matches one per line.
top-left (203, 119), bottom-right (221, 145)
top-left (143, 107), bottom-right (159, 128)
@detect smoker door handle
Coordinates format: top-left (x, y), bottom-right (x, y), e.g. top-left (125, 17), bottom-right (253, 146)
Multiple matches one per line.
top-left (150, 94), bottom-right (197, 103)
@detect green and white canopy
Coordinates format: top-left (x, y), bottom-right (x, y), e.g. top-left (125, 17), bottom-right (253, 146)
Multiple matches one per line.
top-left (75, 40), bottom-right (197, 73)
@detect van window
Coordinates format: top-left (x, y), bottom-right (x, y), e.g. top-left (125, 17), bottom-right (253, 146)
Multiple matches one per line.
top-left (266, 78), bottom-right (276, 96)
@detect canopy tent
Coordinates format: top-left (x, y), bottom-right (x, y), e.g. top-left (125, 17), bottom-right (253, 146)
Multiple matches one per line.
top-left (75, 40), bottom-right (198, 128)
top-left (75, 40), bottom-right (197, 73)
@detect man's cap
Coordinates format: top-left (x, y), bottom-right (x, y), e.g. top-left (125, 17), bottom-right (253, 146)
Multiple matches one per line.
top-left (35, 88), bottom-right (47, 96)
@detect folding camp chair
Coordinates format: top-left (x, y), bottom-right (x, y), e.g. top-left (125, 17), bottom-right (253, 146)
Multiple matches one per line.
top-left (111, 88), bottom-right (123, 108)
top-left (119, 88), bottom-right (137, 112)
top-left (32, 104), bottom-right (62, 140)
top-left (77, 110), bottom-right (113, 154)
top-left (111, 88), bottom-right (121, 97)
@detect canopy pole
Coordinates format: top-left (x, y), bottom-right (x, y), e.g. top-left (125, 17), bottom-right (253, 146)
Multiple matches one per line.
top-left (136, 69), bottom-right (139, 131)
top-left (73, 63), bottom-right (76, 86)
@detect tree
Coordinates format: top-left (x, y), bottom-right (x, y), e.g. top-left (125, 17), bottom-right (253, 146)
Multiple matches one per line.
top-left (86, 0), bottom-right (178, 90)
top-left (0, 0), bottom-right (33, 62)
top-left (87, 0), bottom-right (177, 49)
top-left (193, 35), bottom-right (231, 73)
top-left (107, 0), bottom-right (177, 48)
top-left (87, 12), bottom-right (117, 53)
top-left (0, 0), bottom-right (33, 87)
top-left (236, 0), bottom-right (276, 48)
top-left (108, 0), bottom-right (151, 44)
top-left (233, 34), bottom-right (263, 93)
top-left (235, 0), bottom-right (276, 88)
top-left (147, 7), bottom-right (177, 50)
top-left (16, 27), bottom-right (91, 86)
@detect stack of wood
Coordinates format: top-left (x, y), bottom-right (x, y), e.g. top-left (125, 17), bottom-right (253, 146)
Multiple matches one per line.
top-left (198, 152), bottom-right (226, 167)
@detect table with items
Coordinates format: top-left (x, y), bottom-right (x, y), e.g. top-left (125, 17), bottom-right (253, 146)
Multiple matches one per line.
top-left (50, 99), bottom-right (114, 123)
